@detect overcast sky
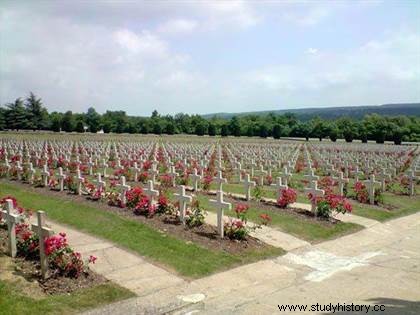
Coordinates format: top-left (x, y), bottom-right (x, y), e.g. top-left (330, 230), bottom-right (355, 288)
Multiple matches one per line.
top-left (1, 0), bottom-right (419, 116)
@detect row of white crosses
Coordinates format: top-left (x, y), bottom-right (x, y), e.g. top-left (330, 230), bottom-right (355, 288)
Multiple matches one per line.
top-left (1, 199), bottom-right (53, 278)
top-left (308, 142), bottom-right (414, 181)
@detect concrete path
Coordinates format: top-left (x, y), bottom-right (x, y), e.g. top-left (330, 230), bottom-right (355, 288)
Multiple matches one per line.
top-left (204, 212), bottom-right (310, 251)
top-left (84, 211), bottom-right (420, 315)
top-left (333, 212), bottom-right (379, 227)
top-left (34, 220), bottom-right (193, 313)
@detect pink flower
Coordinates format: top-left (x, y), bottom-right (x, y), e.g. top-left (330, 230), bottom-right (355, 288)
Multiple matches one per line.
top-left (277, 188), bottom-right (297, 208)
top-left (88, 255), bottom-right (97, 264)
top-left (234, 203), bottom-right (249, 215)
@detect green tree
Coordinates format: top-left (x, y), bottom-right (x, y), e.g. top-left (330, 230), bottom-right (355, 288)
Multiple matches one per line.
top-left (49, 112), bottom-right (63, 132)
top-left (258, 123), bottom-right (268, 138)
top-left (5, 98), bottom-right (27, 130)
top-left (0, 107), bottom-right (5, 130)
top-left (221, 124), bottom-right (229, 137)
top-left (75, 120), bottom-right (85, 133)
top-left (329, 123), bottom-right (339, 142)
top-left (272, 124), bottom-right (281, 139)
top-left (25, 92), bottom-right (48, 130)
top-left (153, 122), bottom-right (162, 134)
top-left (85, 107), bottom-right (101, 132)
top-left (229, 116), bottom-right (241, 137)
top-left (61, 111), bottom-right (75, 132)
top-left (195, 121), bottom-right (207, 136)
top-left (165, 122), bottom-right (176, 135)
top-left (337, 117), bottom-right (357, 142)
top-left (208, 122), bottom-right (216, 136)
top-left (311, 118), bottom-right (330, 141)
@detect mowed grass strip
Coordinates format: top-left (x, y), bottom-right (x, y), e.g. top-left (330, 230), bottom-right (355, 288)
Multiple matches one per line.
top-left (0, 182), bottom-right (283, 278)
top-left (0, 280), bottom-right (135, 315)
top-left (193, 194), bottom-right (363, 243)
top-left (352, 192), bottom-right (420, 222)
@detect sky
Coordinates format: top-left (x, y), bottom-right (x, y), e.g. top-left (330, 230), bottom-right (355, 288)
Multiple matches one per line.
top-left (0, 0), bottom-right (419, 116)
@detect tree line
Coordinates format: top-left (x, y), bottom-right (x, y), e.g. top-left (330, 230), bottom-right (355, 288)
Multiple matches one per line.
top-left (1, 92), bottom-right (419, 144)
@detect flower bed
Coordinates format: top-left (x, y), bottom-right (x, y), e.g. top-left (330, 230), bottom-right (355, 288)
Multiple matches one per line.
top-left (350, 181), bottom-right (383, 205)
top-left (0, 197), bottom-right (103, 295)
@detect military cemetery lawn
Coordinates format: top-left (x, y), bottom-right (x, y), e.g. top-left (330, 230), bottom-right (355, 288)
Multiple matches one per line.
top-left (0, 181), bottom-right (284, 278)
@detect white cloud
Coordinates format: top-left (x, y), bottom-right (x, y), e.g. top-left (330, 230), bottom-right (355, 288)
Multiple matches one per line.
top-left (203, 1), bottom-right (260, 29)
top-left (157, 18), bottom-right (198, 35)
top-left (113, 29), bottom-right (168, 57)
top-left (243, 30), bottom-right (420, 106)
top-left (0, 1), bottom-right (419, 115)
top-left (306, 48), bottom-right (318, 55)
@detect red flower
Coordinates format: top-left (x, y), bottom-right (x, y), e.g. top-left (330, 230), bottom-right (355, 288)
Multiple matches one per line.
top-left (277, 188), bottom-right (297, 208)
top-left (88, 255), bottom-right (97, 264)
top-left (234, 203), bottom-right (249, 215)
top-left (259, 213), bottom-right (272, 225)
top-left (0, 196), bottom-right (17, 208)
top-left (158, 195), bottom-right (168, 208)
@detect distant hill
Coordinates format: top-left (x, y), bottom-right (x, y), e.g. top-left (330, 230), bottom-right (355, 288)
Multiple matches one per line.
top-left (202, 103), bottom-right (420, 120)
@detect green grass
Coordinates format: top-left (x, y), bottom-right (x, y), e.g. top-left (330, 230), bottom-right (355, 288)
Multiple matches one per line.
top-left (0, 182), bottom-right (284, 278)
top-left (352, 192), bottom-right (420, 222)
top-left (0, 280), bottom-right (134, 315)
top-left (193, 194), bottom-right (363, 243)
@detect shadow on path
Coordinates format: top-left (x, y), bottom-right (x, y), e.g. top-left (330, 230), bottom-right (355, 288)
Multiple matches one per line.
top-left (323, 297), bottom-right (420, 315)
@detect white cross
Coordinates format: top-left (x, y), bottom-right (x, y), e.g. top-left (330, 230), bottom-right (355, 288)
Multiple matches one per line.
top-left (100, 159), bottom-right (108, 177)
top-left (131, 162), bottom-right (141, 182)
top-left (364, 175), bottom-right (380, 205)
top-left (149, 164), bottom-right (159, 184)
top-left (213, 170), bottom-right (227, 191)
top-left (209, 190), bottom-right (231, 238)
top-left (259, 166), bottom-right (267, 186)
top-left (27, 162), bottom-right (35, 184)
top-left (15, 161), bottom-right (23, 180)
top-left (31, 211), bottom-right (54, 279)
top-left (326, 163), bottom-right (336, 175)
top-left (116, 176), bottom-right (131, 206)
top-left (56, 167), bottom-right (66, 191)
top-left (250, 160), bottom-right (257, 177)
top-left (168, 166), bottom-right (177, 187)
top-left (41, 164), bottom-right (50, 187)
top-left (4, 159), bottom-right (11, 178)
top-left (271, 177), bottom-right (288, 200)
top-left (174, 185), bottom-right (192, 225)
top-left (333, 171), bottom-right (349, 196)
top-left (352, 166), bottom-right (364, 181)
top-left (116, 158), bottom-right (122, 169)
top-left (304, 181), bottom-right (325, 214)
top-left (1, 199), bottom-right (22, 257)
top-left (242, 173), bottom-right (256, 201)
top-left (144, 180), bottom-right (159, 206)
top-left (189, 168), bottom-right (202, 191)
top-left (377, 168), bottom-right (391, 191)
top-left (75, 169), bottom-right (84, 195)
top-left (93, 173), bottom-right (106, 190)
top-left (235, 161), bottom-right (242, 182)
top-left (304, 169), bottom-right (319, 185)
top-left (281, 166), bottom-right (292, 186)
top-left (407, 169), bottom-right (418, 196)
top-left (87, 157), bottom-right (94, 175)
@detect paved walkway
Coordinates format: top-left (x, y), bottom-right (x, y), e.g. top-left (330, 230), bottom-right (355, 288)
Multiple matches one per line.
top-left (33, 220), bottom-right (192, 313)
top-left (83, 211), bottom-right (420, 315)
